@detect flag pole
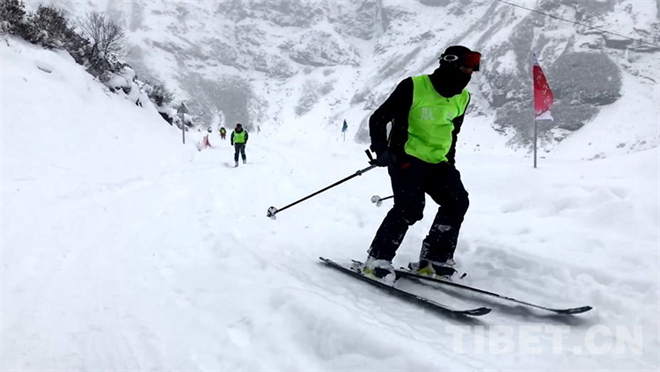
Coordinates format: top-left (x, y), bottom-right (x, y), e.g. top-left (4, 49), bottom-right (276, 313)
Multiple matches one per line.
top-left (532, 53), bottom-right (555, 168)
top-left (532, 53), bottom-right (537, 169)
top-left (531, 53), bottom-right (555, 169)
top-left (533, 117), bottom-right (538, 169)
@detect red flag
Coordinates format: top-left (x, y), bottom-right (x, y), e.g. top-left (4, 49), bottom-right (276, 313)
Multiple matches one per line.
top-left (533, 54), bottom-right (554, 120)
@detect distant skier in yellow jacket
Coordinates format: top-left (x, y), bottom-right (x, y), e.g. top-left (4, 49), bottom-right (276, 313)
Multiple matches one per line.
top-left (230, 123), bottom-right (248, 167)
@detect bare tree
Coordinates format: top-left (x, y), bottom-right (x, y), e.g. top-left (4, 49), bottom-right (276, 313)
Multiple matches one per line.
top-left (80, 11), bottom-right (124, 57)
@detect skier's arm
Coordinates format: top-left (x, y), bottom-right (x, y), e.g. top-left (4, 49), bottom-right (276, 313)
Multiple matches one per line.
top-left (452, 94), bottom-right (471, 134)
top-left (369, 77), bottom-right (413, 154)
top-left (245, 131), bottom-right (249, 143)
top-left (230, 132), bottom-right (234, 145)
top-left (445, 94), bottom-right (471, 165)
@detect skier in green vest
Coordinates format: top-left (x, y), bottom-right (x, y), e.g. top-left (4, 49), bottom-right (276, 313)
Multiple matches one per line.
top-left (363, 45), bottom-right (481, 282)
top-left (230, 123), bottom-right (249, 167)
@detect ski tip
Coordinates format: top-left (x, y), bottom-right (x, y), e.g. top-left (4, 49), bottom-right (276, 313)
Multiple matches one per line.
top-left (554, 306), bottom-right (593, 315)
top-left (463, 307), bottom-right (492, 316)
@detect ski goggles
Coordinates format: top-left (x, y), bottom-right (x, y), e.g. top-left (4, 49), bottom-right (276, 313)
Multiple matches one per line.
top-left (439, 51), bottom-right (481, 72)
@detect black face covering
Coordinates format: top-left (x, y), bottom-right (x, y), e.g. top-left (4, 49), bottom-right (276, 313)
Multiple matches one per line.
top-left (430, 65), bottom-right (472, 98)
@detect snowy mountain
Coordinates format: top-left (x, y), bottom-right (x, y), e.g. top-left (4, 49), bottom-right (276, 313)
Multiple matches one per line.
top-left (28, 0), bottom-right (660, 157)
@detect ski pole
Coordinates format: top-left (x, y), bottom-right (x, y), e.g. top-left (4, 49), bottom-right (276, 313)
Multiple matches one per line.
top-left (267, 151), bottom-right (377, 219)
top-left (370, 194), bottom-right (393, 207)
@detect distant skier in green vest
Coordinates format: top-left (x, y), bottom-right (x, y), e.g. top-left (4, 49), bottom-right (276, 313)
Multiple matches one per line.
top-left (230, 123), bottom-right (249, 167)
top-left (363, 45), bottom-right (481, 282)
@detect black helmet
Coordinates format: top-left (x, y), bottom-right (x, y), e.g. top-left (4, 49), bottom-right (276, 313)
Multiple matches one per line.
top-left (439, 45), bottom-right (481, 72)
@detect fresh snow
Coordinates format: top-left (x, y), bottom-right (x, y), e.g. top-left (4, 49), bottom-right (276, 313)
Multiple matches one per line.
top-left (2, 37), bottom-right (659, 370)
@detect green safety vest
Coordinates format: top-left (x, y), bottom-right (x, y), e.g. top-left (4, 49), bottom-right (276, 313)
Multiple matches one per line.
top-left (233, 130), bottom-right (247, 144)
top-left (405, 75), bottom-right (470, 164)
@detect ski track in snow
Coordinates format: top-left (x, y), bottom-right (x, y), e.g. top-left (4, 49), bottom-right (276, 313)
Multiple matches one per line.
top-left (2, 37), bottom-right (659, 370)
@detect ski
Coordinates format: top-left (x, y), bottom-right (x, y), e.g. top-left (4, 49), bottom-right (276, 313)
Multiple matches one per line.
top-left (395, 268), bottom-right (593, 315)
top-left (319, 257), bottom-right (491, 317)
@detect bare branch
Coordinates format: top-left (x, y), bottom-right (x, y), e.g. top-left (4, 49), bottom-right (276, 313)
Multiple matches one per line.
top-left (80, 11), bottom-right (125, 57)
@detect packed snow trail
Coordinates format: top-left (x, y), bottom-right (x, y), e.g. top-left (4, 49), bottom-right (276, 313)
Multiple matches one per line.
top-left (2, 38), bottom-right (658, 370)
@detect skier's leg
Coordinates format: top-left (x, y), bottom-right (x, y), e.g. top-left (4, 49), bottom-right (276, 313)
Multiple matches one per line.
top-left (368, 158), bottom-right (426, 261)
top-left (240, 144), bottom-right (246, 162)
top-left (420, 162), bottom-right (469, 264)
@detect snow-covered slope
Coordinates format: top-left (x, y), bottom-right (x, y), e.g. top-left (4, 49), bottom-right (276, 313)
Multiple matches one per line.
top-left (2, 36), bottom-right (659, 370)
top-left (29, 0), bottom-right (660, 156)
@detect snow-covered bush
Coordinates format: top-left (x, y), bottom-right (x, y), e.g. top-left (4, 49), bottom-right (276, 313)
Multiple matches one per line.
top-left (1, 2), bottom-right (80, 51)
top-left (1, 0), bottom-right (190, 126)
top-left (0, 0), bottom-right (27, 34)
top-left (30, 5), bottom-right (68, 49)
top-left (0, 0), bottom-right (39, 42)
top-left (172, 110), bottom-right (197, 130)
top-left (144, 81), bottom-right (175, 106)
top-left (138, 80), bottom-right (179, 124)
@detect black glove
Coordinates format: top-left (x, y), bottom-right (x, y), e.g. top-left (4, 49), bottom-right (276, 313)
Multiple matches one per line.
top-left (374, 149), bottom-right (396, 167)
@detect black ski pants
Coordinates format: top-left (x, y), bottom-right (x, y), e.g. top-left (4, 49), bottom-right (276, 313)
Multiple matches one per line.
top-left (368, 156), bottom-right (469, 263)
top-left (234, 143), bottom-right (246, 162)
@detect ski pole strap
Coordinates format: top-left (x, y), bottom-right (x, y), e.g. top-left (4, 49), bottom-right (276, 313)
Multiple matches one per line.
top-left (365, 149), bottom-right (375, 164)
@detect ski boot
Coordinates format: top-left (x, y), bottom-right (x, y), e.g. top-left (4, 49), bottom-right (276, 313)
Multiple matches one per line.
top-left (362, 256), bottom-right (396, 285)
top-left (408, 258), bottom-right (456, 280)
top-left (234, 160), bottom-right (239, 167)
